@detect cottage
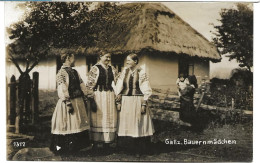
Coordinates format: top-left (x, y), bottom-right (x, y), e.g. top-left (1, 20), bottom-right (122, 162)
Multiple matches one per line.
top-left (6, 3), bottom-right (221, 92)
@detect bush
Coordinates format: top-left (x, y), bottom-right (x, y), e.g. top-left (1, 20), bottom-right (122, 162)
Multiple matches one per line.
top-left (209, 71), bottom-right (253, 110)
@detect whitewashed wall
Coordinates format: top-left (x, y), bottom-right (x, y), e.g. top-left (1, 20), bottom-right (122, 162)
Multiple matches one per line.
top-left (73, 55), bottom-right (87, 84)
top-left (139, 54), bottom-right (210, 92)
top-left (194, 59), bottom-right (210, 85)
top-left (143, 53), bottom-right (179, 91)
top-left (6, 57), bottom-right (57, 90)
top-left (6, 56), bottom-right (87, 91)
top-left (6, 55), bottom-right (209, 92)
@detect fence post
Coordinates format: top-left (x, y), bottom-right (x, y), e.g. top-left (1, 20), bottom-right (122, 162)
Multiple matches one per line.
top-left (32, 72), bottom-right (39, 124)
top-left (17, 73), bottom-right (30, 133)
top-left (15, 75), bottom-right (21, 133)
top-left (9, 76), bottom-right (16, 127)
top-left (24, 75), bottom-right (32, 123)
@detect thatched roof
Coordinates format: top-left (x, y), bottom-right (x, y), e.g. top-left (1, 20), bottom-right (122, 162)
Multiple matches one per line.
top-left (85, 3), bottom-right (221, 61)
top-left (8, 3), bottom-right (221, 61)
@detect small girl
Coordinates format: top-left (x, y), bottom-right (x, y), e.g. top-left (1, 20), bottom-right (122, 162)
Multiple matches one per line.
top-left (176, 73), bottom-right (189, 96)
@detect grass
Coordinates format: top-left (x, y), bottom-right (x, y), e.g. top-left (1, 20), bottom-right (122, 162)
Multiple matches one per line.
top-left (7, 90), bottom-right (253, 161)
top-left (8, 116), bottom-right (253, 161)
top-left (39, 90), bottom-right (58, 117)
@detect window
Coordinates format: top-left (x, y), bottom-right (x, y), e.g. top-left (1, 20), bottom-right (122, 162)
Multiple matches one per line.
top-left (188, 62), bottom-right (194, 76)
top-left (111, 55), bottom-right (125, 73)
top-left (178, 56), bottom-right (194, 77)
top-left (86, 56), bottom-right (97, 72)
top-left (113, 63), bottom-right (123, 73)
top-left (178, 57), bottom-right (188, 77)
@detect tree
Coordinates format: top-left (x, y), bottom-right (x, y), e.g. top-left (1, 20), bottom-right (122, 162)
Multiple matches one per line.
top-left (7, 2), bottom-right (121, 75)
top-left (7, 2), bottom-right (92, 76)
top-left (6, 2), bottom-right (121, 127)
top-left (6, 2), bottom-right (91, 127)
top-left (212, 3), bottom-right (253, 72)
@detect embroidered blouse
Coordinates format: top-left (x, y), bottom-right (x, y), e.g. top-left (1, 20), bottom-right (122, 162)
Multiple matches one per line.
top-left (56, 65), bottom-right (88, 101)
top-left (115, 65), bottom-right (152, 101)
top-left (86, 62), bottom-right (118, 94)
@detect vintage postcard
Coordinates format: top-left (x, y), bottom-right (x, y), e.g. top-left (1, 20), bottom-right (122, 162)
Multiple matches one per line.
top-left (5, 1), bottom-right (253, 162)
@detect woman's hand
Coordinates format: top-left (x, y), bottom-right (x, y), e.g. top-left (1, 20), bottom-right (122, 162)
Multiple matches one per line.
top-left (115, 95), bottom-right (122, 102)
top-left (116, 103), bottom-right (121, 112)
top-left (89, 98), bottom-right (97, 112)
top-left (141, 100), bottom-right (147, 114)
top-left (141, 105), bottom-right (146, 114)
top-left (66, 101), bottom-right (74, 114)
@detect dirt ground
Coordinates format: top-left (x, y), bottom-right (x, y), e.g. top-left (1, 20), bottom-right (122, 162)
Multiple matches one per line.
top-left (8, 114), bottom-right (253, 162)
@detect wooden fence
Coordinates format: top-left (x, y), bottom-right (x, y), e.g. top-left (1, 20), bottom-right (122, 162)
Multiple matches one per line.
top-left (7, 72), bottom-right (39, 133)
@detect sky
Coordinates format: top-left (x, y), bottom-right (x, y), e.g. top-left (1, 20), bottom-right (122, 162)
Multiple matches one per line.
top-left (4, 1), bottom-right (252, 79)
top-left (163, 2), bottom-right (244, 79)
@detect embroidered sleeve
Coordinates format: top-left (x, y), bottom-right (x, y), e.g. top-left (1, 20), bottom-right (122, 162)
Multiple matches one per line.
top-left (111, 65), bottom-right (119, 82)
top-left (56, 69), bottom-right (70, 101)
top-left (139, 72), bottom-right (149, 84)
top-left (115, 67), bottom-right (126, 95)
top-left (86, 65), bottom-right (99, 94)
top-left (139, 69), bottom-right (152, 101)
top-left (110, 65), bottom-right (119, 93)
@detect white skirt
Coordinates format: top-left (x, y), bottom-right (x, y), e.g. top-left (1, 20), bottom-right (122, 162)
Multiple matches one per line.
top-left (117, 96), bottom-right (155, 137)
top-left (90, 91), bottom-right (117, 143)
top-left (51, 97), bottom-right (90, 135)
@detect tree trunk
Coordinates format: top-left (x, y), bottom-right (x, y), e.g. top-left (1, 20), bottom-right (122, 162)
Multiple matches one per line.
top-left (18, 73), bottom-right (31, 132)
top-left (9, 75), bottom-right (16, 125)
top-left (32, 72), bottom-right (39, 124)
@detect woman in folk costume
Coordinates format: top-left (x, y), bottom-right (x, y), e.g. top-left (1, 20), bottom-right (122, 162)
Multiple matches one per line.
top-left (86, 51), bottom-right (118, 148)
top-left (179, 75), bottom-right (198, 126)
top-left (115, 53), bottom-right (155, 155)
top-left (50, 53), bottom-right (90, 154)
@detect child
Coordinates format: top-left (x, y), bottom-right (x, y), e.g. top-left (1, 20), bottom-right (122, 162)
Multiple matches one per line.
top-left (176, 73), bottom-right (189, 96)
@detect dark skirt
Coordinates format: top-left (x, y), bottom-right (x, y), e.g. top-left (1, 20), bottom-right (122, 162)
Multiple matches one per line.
top-left (50, 130), bottom-right (90, 154)
top-left (179, 96), bottom-right (196, 124)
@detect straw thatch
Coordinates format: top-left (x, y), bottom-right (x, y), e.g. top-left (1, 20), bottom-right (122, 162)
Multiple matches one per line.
top-left (86, 3), bottom-right (221, 61)
top-left (8, 3), bottom-right (221, 61)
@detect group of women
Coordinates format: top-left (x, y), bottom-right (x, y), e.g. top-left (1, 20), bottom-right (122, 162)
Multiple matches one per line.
top-left (50, 51), bottom-right (155, 155)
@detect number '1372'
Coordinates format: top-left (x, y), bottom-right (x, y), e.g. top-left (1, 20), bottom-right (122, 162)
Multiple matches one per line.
top-left (13, 142), bottom-right (25, 147)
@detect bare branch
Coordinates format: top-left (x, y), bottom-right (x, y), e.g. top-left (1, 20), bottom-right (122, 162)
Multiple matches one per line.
top-left (9, 54), bottom-right (23, 74)
top-left (26, 60), bottom-right (39, 73)
top-left (25, 59), bottom-right (30, 71)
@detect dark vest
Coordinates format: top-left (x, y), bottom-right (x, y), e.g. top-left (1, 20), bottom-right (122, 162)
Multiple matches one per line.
top-left (63, 67), bottom-right (84, 99)
top-left (121, 68), bottom-right (143, 96)
top-left (93, 64), bottom-right (114, 91)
